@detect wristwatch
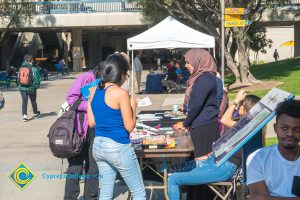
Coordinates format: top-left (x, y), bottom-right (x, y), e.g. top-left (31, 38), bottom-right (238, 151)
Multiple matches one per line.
top-left (232, 101), bottom-right (239, 106)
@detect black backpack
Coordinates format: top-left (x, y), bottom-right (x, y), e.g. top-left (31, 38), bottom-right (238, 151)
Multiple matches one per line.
top-left (48, 99), bottom-right (85, 158)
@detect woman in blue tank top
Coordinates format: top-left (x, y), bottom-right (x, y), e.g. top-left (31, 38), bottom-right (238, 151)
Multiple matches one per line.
top-left (87, 53), bottom-right (146, 200)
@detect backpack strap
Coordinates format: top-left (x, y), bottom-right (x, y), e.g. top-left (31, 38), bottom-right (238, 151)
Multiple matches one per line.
top-left (70, 98), bottom-right (82, 111)
top-left (78, 111), bottom-right (85, 135)
top-left (70, 98), bottom-right (85, 136)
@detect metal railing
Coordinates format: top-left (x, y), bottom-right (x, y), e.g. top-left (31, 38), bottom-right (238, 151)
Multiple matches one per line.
top-left (261, 0), bottom-right (300, 5)
top-left (1, 0), bottom-right (141, 15)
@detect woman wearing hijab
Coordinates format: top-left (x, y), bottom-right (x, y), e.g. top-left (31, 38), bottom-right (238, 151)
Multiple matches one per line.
top-left (182, 48), bottom-right (220, 158)
top-left (168, 49), bottom-right (220, 200)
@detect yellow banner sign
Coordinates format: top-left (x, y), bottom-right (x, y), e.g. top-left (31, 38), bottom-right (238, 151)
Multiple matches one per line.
top-left (225, 14), bottom-right (241, 21)
top-left (225, 20), bottom-right (252, 28)
top-left (225, 8), bottom-right (249, 15)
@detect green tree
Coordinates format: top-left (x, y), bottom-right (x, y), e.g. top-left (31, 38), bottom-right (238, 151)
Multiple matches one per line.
top-left (130, 0), bottom-right (289, 85)
top-left (0, 0), bottom-right (33, 47)
top-left (248, 24), bottom-right (273, 65)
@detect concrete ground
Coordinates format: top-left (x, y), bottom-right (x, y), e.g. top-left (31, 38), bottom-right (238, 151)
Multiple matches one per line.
top-left (0, 70), bottom-right (295, 200)
top-left (0, 71), bottom-right (182, 200)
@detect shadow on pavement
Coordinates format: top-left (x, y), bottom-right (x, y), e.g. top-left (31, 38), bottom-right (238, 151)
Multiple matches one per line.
top-left (39, 112), bottom-right (57, 119)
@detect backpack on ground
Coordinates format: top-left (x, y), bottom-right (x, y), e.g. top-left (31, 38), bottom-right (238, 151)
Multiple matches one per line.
top-left (48, 98), bottom-right (85, 158)
top-left (19, 65), bottom-right (34, 86)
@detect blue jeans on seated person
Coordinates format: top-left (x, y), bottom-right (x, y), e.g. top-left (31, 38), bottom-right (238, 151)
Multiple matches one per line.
top-left (167, 156), bottom-right (237, 200)
top-left (93, 136), bottom-right (146, 200)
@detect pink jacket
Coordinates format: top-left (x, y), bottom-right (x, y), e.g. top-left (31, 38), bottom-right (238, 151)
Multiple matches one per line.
top-left (66, 70), bottom-right (95, 138)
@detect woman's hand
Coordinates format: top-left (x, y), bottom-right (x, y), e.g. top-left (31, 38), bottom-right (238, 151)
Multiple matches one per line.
top-left (173, 123), bottom-right (188, 132)
top-left (233, 90), bottom-right (247, 105)
top-left (195, 153), bottom-right (211, 161)
top-left (179, 106), bottom-right (184, 112)
top-left (130, 96), bottom-right (138, 110)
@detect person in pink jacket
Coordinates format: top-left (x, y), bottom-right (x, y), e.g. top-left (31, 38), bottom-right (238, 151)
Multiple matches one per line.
top-left (64, 67), bottom-right (101, 200)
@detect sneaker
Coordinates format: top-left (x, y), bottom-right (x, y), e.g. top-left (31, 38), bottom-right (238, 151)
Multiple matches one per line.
top-left (23, 115), bottom-right (28, 122)
top-left (33, 111), bottom-right (40, 119)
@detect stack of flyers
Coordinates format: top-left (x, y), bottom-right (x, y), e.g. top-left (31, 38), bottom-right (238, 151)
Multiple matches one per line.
top-left (137, 96), bottom-right (152, 107)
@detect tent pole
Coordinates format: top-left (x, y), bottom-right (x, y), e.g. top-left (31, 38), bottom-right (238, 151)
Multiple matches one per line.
top-left (131, 50), bottom-right (134, 95)
top-left (213, 48), bottom-right (216, 60)
top-left (221, 0), bottom-right (225, 84)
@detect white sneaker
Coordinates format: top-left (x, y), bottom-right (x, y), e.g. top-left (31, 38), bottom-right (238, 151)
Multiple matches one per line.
top-left (23, 115), bottom-right (28, 122)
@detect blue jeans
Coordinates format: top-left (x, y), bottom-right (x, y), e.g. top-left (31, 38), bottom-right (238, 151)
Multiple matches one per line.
top-left (93, 136), bottom-right (146, 200)
top-left (168, 156), bottom-right (237, 200)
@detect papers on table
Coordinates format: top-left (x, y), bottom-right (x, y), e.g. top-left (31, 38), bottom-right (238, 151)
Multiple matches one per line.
top-left (137, 97), bottom-right (152, 107)
top-left (136, 122), bottom-right (159, 132)
top-left (137, 114), bottom-right (162, 121)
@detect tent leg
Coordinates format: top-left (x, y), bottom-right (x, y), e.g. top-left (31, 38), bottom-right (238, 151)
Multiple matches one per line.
top-left (131, 50), bottom-right (134, 95)
top-left (213, 48), bottom-right (216, 59)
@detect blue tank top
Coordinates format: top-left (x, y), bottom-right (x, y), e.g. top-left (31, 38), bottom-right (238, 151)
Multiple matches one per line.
top-left (91, 86), bottom-right (130, 144)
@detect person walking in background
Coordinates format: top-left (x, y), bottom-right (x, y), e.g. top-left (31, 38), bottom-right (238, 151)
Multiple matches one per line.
top-left (273, 49), bottom-right (279, 61)
top-left (64, 67), bottom-right (101, 200)
top-left (59, 58), bottom-right (70, 75)
top-left (88, 53), bottom-right (146, 200)
top-left (0, 91), bottom-right (5, 110)
top-left (133, 50), bottom-right (143, 94)
top-left (18, 53), bottom-right (41, 122)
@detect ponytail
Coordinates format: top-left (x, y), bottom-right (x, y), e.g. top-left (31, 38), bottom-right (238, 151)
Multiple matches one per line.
top-left (98, 79), bottom-right (105, 90)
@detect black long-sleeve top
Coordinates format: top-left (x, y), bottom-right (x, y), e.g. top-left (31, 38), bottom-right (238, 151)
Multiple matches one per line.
top-left (183, 72), bottom-right (219, 128)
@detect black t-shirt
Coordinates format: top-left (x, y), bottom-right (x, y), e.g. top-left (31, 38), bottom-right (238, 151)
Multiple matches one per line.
top-left (166, 67), bottom-right (178, 82)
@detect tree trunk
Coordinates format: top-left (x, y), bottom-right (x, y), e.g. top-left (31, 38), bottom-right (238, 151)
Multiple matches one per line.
top-left (230, 38), bottom-right (237, 60)
top-left (224, 49), bottom-right (241, 84)
top-left (248, 70), bottom-right (262, 83)
top-left (237, 38), bottom-right (253, 85)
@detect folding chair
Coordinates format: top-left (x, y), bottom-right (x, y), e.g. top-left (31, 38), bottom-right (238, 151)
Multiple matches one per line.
top-left (54, 63), bottom-right (64, 76)
top-left (168, 78), bottom-right (187, 94)
top-left (207, 167), bottom-right (242, 200)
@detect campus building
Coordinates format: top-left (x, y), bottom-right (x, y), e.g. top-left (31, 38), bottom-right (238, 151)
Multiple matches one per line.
top-left (0, 0), bottom-right (300, 71)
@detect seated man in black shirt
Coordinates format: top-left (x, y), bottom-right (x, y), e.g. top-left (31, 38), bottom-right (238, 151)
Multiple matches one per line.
top-left (161, 60), bottom-right (180, 91)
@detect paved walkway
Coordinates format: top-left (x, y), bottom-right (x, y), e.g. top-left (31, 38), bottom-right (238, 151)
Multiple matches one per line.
top-left (0, 72), bottom-right (180, 200)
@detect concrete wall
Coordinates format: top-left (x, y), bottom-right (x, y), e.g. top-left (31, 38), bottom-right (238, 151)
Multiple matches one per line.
top-left (249, 26), bottom-right (294, 63)
top-left (259, 8), bottom-right (298, 23)
top-left (0, 12), bottom-right (144, 29)
top-left (87, 31), bottom-right (127, 67)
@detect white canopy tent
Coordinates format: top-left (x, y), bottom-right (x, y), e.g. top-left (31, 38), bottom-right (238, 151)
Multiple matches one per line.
top-left (127, 16), bottom-right (216, 94)
top-left (127, 16), bottom-right (215, 50)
